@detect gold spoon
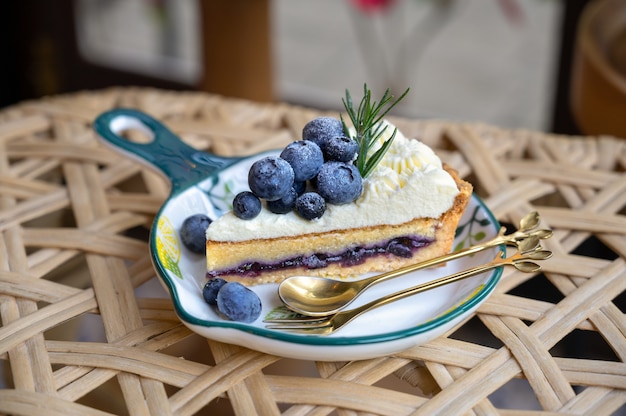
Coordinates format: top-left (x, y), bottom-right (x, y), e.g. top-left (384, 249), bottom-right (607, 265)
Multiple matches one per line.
top-left (278, 212), bottom-right (551, 317)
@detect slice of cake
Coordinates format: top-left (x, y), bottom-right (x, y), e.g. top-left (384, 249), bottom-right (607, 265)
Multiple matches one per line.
top-left (205, 120), bottom-right (472, 286)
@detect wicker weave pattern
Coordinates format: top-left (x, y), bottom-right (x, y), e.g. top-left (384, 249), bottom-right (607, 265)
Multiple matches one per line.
top-left (1, 88), bottom-right (626, 415)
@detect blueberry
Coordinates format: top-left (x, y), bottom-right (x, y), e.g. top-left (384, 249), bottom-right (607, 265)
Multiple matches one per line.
top-left (248, 156), bottom-right (294, 201)
top-left (216, 282), bottom-right (262, 323)
top-left (233, 191), bottom-right (262, 220)
top-left (387, 239), bottom-right (413, 258)
top-left (295, 192), bottom-right (326, 220)
top-left (267, 187), bottom-right (297, 214)
top-left (324, 136), bottom-right (359, 162)
top-left (302, 117), bottom-right (345, 152)
top-left (280, 140), bottom-right (324, 182)
top-left (302, 254), bottom-right (327, 269)
top-left (293, 180), bottom-right (307, 195)
top-left (316, 162), bottom-right (363, 205)
top-left (180, 214), bottom-right (212, 254)
top-left (202, 278), bottom-right (227, 305)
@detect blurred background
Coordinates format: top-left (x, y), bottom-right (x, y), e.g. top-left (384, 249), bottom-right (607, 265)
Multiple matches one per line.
top-left (0, 0), bottom-right (599, 135)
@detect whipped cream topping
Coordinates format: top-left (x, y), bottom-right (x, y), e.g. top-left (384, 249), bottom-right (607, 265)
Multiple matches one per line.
top-left (206, 121), bottom-right (460, 242)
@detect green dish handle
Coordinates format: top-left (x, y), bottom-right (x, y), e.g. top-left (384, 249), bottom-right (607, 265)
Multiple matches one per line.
top-left (94, 108), bottom-right (242, 193)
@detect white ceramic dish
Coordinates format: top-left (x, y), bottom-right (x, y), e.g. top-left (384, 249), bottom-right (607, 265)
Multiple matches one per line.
top-left (94, 109), bottom-right (504, 361)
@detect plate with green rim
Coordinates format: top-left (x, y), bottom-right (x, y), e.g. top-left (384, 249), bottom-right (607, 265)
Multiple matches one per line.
top-left (94, 108), bottom-right (504, 361)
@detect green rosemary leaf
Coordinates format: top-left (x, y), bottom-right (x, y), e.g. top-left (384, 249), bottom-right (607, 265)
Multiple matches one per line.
top-left (362, 127), bottom-right (397, 178)
top-left (342, 84), bottom-right (409, 178)
top-left (372, 88), bottom-right (409, 126)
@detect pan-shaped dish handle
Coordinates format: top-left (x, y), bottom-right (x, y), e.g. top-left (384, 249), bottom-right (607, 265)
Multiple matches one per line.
top-left (94, 108), bottom-right (241, 194)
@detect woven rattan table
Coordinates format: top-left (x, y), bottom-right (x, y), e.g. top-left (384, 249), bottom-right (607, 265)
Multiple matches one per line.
top-left (1, 87), bottom-right (626, 415)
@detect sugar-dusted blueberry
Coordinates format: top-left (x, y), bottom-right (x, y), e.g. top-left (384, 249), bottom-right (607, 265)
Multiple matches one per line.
top-left (293, 180), bottom-right (307, 195)
top-left (233, 191), bottom-right (262, 220)
top-left (280, 140), bottom-right (324, 182)
top-left (202, 278), bottom-right (227, 305)
top-left (180, 213), bottom-right (212, 254)
top-left (302, 117), bottom-right (345, 152)
top-left (316, 161), bottom-right (363, 205)
top-left (267, 187), bottom-right (297, 214)
top-left (216, 282), bottom-right (262, 323)
top-left (324, 136), bottom-right (359, 163)
top-left (248, 156), bottom-right (294, 201)
top-left (295, 192), bottom-right (326, 220)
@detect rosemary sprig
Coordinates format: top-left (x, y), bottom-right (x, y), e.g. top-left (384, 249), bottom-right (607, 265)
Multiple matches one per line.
top-left (341, 84), bottom-right (409, 178)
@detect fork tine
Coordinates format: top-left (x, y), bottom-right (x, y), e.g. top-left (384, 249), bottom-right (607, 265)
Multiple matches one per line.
top-left (265, 320), bottom-right (331, 330)
top-left (269, 326), bottom-right (334, 335)
top-left (263, 316), bottom-right (328, 324)
top-left (263, 312), bottom-right (331, 328)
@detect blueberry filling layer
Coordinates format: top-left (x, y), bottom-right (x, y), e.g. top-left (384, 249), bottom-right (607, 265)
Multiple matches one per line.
top-left (207, 235), bottom-right (434, 278)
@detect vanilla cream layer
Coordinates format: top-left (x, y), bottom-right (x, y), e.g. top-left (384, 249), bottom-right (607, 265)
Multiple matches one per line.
top-left (206, 121), bottom-right (460, 242)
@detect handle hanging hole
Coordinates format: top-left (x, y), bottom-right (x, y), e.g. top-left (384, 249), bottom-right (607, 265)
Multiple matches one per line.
top-left (110, 115), bottom-right (155, 143)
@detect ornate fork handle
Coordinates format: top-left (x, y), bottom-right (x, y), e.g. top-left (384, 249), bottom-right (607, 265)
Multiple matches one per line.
top-left (265, 249), bottom-right (551, 335)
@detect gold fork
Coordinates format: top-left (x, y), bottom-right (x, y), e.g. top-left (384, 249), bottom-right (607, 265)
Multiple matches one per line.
top-left (264, 248), bottom-right (552, 335)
